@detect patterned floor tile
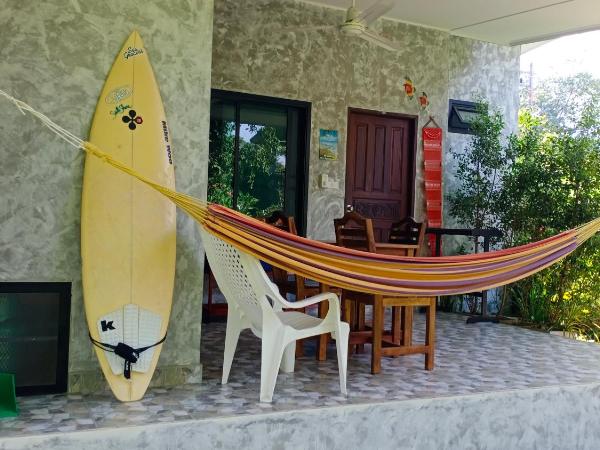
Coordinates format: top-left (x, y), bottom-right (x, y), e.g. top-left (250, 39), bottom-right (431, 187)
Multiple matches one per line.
top-left (2, 312), bottom-right (600, 438)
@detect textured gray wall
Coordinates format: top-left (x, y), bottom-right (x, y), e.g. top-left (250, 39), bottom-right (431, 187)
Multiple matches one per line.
top-left (212, 0), bottom-right (520, 242)
top-left (0, 0), bottom-right (213, 391)
top-left (445, 36), bottom-right (521, 229)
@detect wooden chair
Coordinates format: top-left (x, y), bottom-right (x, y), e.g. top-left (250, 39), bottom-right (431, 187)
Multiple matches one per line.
top-left (333, 211), bottom-right (436, 374)
top-left (263, 211), bottom-right (320, 356)
top-left (333, 211), bottom-right (379, 341)
top-left (388, 217), bottom-right (426, 255)
top-left (263, 211), bottom-right (320, 303)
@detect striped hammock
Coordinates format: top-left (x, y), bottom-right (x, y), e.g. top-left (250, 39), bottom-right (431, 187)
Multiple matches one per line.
top-left (81, 141), bottom-right (600, 297)
top-left (4, 90), bottom-right (600, 297)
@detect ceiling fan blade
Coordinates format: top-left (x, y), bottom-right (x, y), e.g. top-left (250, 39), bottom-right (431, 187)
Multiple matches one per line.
top-left (262, 24), bottom-right (335, 35)
top-left (357, 0), bottom-right (394, 25)
top-left (359, 27), bottom-right (400, 51)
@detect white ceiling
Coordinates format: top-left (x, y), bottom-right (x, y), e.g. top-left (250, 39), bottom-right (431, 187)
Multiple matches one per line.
top-left (301, 0), bottom-right (600, 45)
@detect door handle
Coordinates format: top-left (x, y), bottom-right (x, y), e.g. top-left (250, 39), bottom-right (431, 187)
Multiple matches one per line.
top-left (346, 204), bottom-right (354, 212)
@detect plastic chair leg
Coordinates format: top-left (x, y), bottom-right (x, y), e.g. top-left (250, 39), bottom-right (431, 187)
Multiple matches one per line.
top-left (221, 309), bottom-right (243, 384)
top-left (334, 322), bottom-right (350, 395)
top-left (260, 329), bottom-right (287, 403)
top-left (280, 341), bottom-right (296, 373)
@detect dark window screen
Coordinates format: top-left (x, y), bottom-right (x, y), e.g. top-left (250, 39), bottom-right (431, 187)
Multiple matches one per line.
top-left (0, 283), bottom-right (70, 395)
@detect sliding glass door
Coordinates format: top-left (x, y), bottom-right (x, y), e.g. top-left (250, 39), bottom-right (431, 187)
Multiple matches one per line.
top-left (209, 90), bottom-right (310, 234)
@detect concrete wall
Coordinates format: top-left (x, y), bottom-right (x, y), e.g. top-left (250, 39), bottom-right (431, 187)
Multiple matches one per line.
top-left (0, 0), bottom-right (213, 392)
top-left (0, 0), bottom-right (520, 393)
top-left (445, 35), bottom-right (521, 228)
top-left (212, 0), bottom-right (520, 241)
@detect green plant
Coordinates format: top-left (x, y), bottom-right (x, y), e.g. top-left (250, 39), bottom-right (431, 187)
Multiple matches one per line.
top-left (498, 75), bottom-right (600, 339)
top-left (447, 100), bottom-right (511, 251)
top-left (208, 121), bottom-right (285, 217)
top-left (498, 110), bottom-right (600, 337)
top-left (531, 73), bottom-right (600, 138)
top-left (447, 80), bottom-right (600, 340)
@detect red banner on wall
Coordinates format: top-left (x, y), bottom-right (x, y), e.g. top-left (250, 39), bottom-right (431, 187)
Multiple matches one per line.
top-left (422, 127), bottom-right (442, 255)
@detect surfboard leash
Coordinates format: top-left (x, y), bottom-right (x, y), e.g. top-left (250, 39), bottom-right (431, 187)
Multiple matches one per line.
top-left (89, 333), bottom-right (167, 379)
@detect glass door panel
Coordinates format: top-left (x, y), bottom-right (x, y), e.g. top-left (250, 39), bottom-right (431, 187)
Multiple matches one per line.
top-left (208, 99), bottom-right (236, 208)
top-left (238, 103), bottom-right (287, 217)
top-left (208, 91), bottom-right (309, 234)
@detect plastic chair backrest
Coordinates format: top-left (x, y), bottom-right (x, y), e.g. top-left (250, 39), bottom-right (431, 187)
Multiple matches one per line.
top-left (200, 228), bottom-right (280, 331)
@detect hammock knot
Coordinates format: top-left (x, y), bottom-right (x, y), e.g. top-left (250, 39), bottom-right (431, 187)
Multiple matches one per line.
top-left (83, 141), bottom-right (109, 164)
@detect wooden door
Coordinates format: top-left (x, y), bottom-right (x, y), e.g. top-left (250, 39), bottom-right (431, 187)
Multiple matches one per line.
top-left (345, 110), bottom-right (415, 242)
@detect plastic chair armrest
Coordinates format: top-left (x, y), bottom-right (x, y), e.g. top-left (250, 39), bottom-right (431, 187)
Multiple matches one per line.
top-left (279, 292), bottom-right (340, 310)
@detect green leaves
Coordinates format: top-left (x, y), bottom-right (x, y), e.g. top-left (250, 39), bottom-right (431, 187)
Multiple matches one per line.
top-left (208, 120), bottom-right (286, 217)
top-left (447, 99), bottom-right (509, 234)
top-left (451, 76), bottom-right (600, 339)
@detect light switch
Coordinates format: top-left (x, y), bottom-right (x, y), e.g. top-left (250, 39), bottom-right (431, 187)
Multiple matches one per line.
top-left (319, 173), bottom-right (328, 189)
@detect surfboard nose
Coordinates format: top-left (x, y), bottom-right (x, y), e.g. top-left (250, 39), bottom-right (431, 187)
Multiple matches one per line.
top-left (119, 30), bottom-right (146, 62)
top-left (122, 30), bottom-right (144, 51)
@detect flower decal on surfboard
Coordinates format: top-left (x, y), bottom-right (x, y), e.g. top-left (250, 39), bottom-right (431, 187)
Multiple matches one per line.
top-left (122, 109), bottom-right (143, 130)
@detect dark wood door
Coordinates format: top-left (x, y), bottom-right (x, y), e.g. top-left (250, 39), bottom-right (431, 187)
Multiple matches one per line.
top-left (345, 110), bottom-right (415, 242)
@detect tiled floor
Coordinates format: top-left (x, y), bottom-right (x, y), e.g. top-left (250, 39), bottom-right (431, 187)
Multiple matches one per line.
top-left (2, 312), bottom-right (600, 438)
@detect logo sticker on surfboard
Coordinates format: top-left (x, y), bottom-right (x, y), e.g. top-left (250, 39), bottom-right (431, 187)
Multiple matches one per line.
top-left (123, 46), bottom-right (144, 59)
top-left (122, 110), bottom-right (143, 130)
top-left (97, 304), bottom-right (162, 376)
top-left (110, 103), bottom-right (131, 118)
top-left (105, 85), bottom-right (132, 104)
top-left (162, 121), bottom-right (173, 165)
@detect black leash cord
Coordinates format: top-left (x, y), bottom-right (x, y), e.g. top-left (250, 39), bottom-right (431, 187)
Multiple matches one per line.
top-left (89, 333), bottom-right (167, 379)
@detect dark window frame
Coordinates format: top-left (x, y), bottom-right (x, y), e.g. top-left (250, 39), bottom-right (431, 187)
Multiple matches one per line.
top-left (210, 89), bottom-right (311, 235)
top-left (448, 99), bottom-right (484, 135)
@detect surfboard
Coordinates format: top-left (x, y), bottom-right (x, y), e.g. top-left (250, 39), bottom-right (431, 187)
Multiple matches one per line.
top-left (81, 31), bottom-right (176, 402)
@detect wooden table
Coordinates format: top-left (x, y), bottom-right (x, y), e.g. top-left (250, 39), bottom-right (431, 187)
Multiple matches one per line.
top-left (316, 242), bottom-right (436, 374)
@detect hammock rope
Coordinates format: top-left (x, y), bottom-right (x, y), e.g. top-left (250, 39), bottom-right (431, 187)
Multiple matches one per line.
top-left (3, 90), bottom-right (600, 296)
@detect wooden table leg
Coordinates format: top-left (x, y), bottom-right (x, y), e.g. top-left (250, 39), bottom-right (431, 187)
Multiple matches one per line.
top-left (425, 297), bottom-right (435, 370)
top-left (371, 295), bottom-right (383, 374)
top-left (401, 305), bottom-right (413, 347)
top-left (391, 306), bottom-right (401, 345)
top-left (356, 301), bottom-right (365, 353)
top-left (317, 283), bottom-right (330, 361)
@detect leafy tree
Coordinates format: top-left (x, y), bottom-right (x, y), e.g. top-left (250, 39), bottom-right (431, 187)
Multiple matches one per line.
top-left (498, 104), bottom-right (600, 339)
top-left (208, 120), bottom-right (286, 217)
top-left (531, 73), bottom-right (600, 138)
top-left (238, 125), bottom-right (286, 217)
top-left (208, 120), bottom-right (235, 208)
top-left (447, 100), bottom-right (511, 251)
top-left (448, 75), bottom-right (600, 339)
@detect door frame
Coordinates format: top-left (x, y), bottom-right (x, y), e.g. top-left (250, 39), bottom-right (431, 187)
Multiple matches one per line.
top-left (210, 89), bottom-right (311, 235)
top-left (345, 107), bottom-right (418, 220)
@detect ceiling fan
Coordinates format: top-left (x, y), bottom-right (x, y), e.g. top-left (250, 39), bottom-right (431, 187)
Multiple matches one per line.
top-left (339, 0), bottom-right (399, 51)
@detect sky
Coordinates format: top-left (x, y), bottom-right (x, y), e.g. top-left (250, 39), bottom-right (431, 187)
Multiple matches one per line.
top-left (520, 30), bottom-right (600, 85)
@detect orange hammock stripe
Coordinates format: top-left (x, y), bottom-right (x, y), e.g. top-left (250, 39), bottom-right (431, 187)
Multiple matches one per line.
top-left (202, 210), bottom-right (575, 280)
top-left (82, 142), bottom-right (600, 296)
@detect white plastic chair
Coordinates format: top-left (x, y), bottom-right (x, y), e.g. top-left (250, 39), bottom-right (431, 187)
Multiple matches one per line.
top-left (200, 228), bottom-right (349, 403)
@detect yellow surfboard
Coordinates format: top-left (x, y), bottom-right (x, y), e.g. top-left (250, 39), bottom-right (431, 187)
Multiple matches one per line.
top-left (81, 31), bottom-right (176, 402)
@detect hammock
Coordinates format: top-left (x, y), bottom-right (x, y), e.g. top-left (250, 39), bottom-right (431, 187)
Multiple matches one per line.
top-left (3, 91), bottom-right (600, 296)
